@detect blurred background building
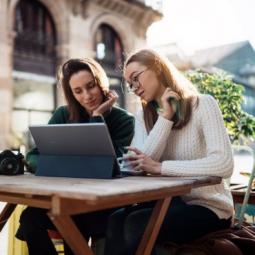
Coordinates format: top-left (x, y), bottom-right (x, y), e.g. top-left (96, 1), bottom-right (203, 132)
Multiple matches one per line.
top-left (156, 41), bottom-right (255, 117)
top-left (191, 41), bottom-right (255, 116)
top-left (0, 0), bottom-right (163, 151)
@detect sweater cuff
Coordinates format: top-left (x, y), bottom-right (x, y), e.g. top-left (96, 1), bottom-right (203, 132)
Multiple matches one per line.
top-left (161, 161), bottom-right (179, 176)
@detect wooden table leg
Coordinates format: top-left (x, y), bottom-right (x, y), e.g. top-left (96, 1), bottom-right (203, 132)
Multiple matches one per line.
top-left (0, 203), bottom-right (17, 232)
top-left (48, 213), bottom-right (93, 255)
top-left (136, 197), bottom-right (172, 255)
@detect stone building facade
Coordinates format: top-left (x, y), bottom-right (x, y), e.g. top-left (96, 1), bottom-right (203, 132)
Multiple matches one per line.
top-left (0, 0), bottom-right (162, 150)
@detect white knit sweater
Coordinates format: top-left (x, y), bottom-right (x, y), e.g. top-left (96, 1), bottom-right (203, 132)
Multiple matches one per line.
top-left (132, 94), bottom-right (234, 219)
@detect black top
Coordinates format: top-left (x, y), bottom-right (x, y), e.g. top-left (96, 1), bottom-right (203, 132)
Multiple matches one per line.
top-left (27, 105), bottom-right (134, 173)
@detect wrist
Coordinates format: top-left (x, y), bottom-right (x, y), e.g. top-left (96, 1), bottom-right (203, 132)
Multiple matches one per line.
top-left (92, 111), bottom-right (102, 117)
top-left (161, 112), bottom-right (172, 120)
top-left (155, 162), bottom-right (162, 175)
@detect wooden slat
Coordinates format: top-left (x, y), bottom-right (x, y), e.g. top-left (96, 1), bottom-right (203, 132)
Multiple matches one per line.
top-left (231, 190), bottom-right (255, 204)
top-left (0, 175), bottom-right (219, 200)
top-left (51, 185), bottom-right (192, 215)
top-left (0, 193), bottom-right (51, 209)
top-left (230, 184), bottom-right (255, 205)
top-left (0, 203), bottom-right (16, 231)
top-left (190, 176), bottom-right (221, 188)
top-left (48, 213), bottom-right (93, 255)
top-left (136, 197), bottom-right (172, 255)
top-left (230, 184), bottom-right (247, 190)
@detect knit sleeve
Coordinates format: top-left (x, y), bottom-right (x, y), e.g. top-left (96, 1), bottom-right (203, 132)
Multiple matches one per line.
top-left (131, 110), bottom-right (174, 161)
top-left (161, 95), bottom-right (234, 178)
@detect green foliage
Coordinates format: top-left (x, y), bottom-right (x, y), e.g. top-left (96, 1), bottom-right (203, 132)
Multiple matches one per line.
top-left (185, 70), bottom-right (255, 144)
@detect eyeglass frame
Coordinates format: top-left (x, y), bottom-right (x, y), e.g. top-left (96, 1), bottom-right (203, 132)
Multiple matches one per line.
top-left (124, 68), bottom-right (148, 93)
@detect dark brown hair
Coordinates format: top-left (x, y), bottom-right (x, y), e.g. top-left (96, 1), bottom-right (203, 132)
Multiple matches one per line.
top-left (58, 58), bottom-right (109, 121)
top-left (124, 49), bottom-right (199, 133)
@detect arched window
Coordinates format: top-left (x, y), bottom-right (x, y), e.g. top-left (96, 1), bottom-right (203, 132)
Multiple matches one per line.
top-left (95, 24), bottom-right (125, 106)
top-left (12, 0), bottom-right (57, 149)
top-left (95, 24), bottom-right (124, 71)
top-left (13, 0), bottom-right (57, 76)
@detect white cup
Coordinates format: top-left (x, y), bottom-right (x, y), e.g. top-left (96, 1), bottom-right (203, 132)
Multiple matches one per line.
top-left (117, 155), bottom-right (133, 172)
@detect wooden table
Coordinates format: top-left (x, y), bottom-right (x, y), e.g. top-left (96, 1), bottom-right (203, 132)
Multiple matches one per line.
top-left (230, 184), bottom-right (255, 204)
top-left (0, 174), bottom-right (221, 255)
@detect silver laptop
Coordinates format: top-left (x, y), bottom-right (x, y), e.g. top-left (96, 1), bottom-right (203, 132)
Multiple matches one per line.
top-left (29, 123), bottom-right (116, 157)
top-left (29, 123), bottom-right (121, 178)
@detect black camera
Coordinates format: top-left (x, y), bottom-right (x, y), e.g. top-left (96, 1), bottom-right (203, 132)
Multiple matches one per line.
top-left (0, 150), bottom-right (25, 175)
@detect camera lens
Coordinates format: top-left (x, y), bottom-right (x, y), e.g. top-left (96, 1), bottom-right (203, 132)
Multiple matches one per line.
top-left (0, 158), bottom-right (19, 175)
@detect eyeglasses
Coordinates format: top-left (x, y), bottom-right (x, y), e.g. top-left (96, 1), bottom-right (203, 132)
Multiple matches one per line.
top-left (125, 69), bottom-right (148, 93)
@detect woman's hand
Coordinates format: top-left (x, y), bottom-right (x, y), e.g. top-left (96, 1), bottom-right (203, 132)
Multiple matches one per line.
top-left (124, 147), bottom-right (162, 175)
top-left (160, 88), bottom-right (180, 120)
top-left (92, 90), bottom-right (118, 116)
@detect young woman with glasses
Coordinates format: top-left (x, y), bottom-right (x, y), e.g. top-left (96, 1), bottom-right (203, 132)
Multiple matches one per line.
top-left (15, 58), bottom-right (134, 255)
top-left (104, 49), bottom-right (234, 255)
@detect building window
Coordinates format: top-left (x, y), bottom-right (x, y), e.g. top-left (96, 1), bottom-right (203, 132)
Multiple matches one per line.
top-left (12, 0), bottom-right (57, 149)
top-left (13, 0), bottom-right (57, 76)
top-left (95, 24), bottom-right (125, 107)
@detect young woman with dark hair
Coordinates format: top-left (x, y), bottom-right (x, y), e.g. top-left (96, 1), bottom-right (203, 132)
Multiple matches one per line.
top-left (103, 49), bottom-right (234, 255)
top-left (16, 58), bottom-right (134, 255)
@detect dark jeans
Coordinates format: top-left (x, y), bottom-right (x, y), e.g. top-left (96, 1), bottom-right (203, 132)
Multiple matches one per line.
top-left (104, 197), bottom-right (232, 255)
top-left (16, 206), bottom-right (114, 255)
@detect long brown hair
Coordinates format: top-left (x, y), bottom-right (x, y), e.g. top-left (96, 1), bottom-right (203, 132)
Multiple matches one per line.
top-left (58, 58), bottom-right (109, 121)
top-left (124, 49), bottom-right (199, 133)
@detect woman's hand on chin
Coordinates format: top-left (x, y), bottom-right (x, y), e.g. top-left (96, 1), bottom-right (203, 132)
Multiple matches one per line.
top-left (124, 147), bottom-right (162, 175)
top-left (92, 90), bottom-right (118, 116)
top-left (160, 88), bottom-right (180, 120)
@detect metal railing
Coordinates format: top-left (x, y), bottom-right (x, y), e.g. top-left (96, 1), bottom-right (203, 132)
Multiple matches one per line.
top-left (232, 145), bottom-right (255, 228)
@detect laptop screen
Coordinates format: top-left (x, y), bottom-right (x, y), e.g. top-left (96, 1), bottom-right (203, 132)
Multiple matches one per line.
top-left (29, 123), bottom-right (116, 157)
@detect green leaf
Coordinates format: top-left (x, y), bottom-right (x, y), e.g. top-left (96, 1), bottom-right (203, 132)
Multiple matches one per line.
top-left (185, 70), bottom-right (255, 144)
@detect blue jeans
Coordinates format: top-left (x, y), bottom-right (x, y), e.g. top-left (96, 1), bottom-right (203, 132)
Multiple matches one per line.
top-left (104, 197), bottom-right (232, 255)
